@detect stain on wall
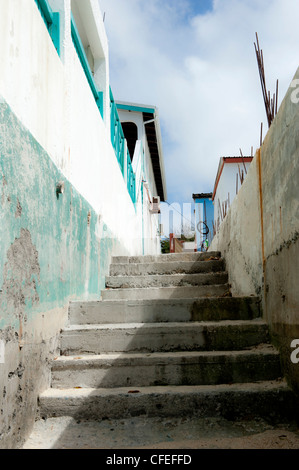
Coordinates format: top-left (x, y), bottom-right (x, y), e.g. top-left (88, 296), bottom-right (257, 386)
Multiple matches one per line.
top-left (2, 229), bottom-right (40, 317)
top-left (210, 67), bottom-right (299, 397)
top-left (0, 98), bottom-right (123, 448)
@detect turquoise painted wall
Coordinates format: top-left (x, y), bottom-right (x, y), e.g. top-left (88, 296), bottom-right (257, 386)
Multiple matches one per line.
top-left (0, 97), bottom-right (117, 330)
top-left (194, 197), bottom-right (214, 251)
top-left (0, 96), bottom-right (126, 449)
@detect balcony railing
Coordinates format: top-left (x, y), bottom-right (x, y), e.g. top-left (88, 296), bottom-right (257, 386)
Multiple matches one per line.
top-left (71, 14), bottom-right (103, 119)
top-left (36, 1), bottom-right (135, 205)
top-left (127, 148), bottom-right (136, 204)
top-left (110, 88), bottom-right (136, 204)
top-left (34, 0), bottom-right (60, 55)
top-left (110, 88), bottom-right (125, 174)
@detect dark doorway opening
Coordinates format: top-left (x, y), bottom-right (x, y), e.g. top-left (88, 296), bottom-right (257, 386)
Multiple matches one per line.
top-left (122, 122), bottom-right (138, 161)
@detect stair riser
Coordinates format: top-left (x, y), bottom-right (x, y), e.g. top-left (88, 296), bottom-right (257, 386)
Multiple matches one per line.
top-left (38, 240), bottom-right (297, 428)
top-left (51, 355), bottom-right (281, 388)
top-left (105, 272), bottom-right (229, 289)
top-left (111, 252), bottom-right (221, 264)
top-left (102, 284), bottom-right (230, 301)
top-left (68, 297), bottom-right (262, 325)
top-left (109, 260), bottom-right (225, 277)
top-left (60, 324), bottom-right (270, 355)
top-left (39, 385), bottom-right (296, 423)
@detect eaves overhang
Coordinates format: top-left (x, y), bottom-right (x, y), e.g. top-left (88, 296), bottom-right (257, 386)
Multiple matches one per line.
top-left (116, 101), bottom-right (167, 202)
top-left (192, 193), bottom-right (213, 200)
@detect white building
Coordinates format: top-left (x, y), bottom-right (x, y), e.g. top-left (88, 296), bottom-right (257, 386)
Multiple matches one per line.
top-left (0, 0), bottom-right (167, 448)
top-left (116, 101), bottom-right (167, 255)
top-left (0, 0), bottom-right (167, 256)
top-left (212, 157), bottom-right (253, 232)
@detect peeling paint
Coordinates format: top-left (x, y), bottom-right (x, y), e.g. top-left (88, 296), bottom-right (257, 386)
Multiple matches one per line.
top-left (14, 199), bottom-right (22, 218)
top-left (0, 228), bottom-right (40, 341)
top-left (0, 83), bottom-right (127, 449)
top-left (1, 175), bottom-right (8, 206)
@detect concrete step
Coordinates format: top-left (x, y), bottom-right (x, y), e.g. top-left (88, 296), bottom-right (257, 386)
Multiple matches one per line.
top-left (68, 296), bottom-right (262, 325)
top-left (111, 251), bottom-right (222, 264)
top-left (38, 380), bottom-right (297, 423)
top-left (60, 319), bottom-right (270, 355)
top-left (101, 284), bottom-right (231, 301)
top-left (105, 272), bottom-right (229, 289)
top-left (51, 346), bottom-right (281, 389)
top-left (109, 259), bottom-right (225, 277)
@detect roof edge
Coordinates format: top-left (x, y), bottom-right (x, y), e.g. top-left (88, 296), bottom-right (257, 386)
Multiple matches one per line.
top-left (212, 156), bottom-right (253, 201)
top-left (116, 101), bottom-right (167, 201)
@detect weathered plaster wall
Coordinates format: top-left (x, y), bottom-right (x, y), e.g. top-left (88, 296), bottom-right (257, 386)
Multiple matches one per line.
top-left (210, 66), bottom-right (299, 395)
top-left (260, 67), bottom-right (299, 395)
top-left (0, 0), bottom-right (164, 448)
top-left (0, 99), bottom-right (121, 448)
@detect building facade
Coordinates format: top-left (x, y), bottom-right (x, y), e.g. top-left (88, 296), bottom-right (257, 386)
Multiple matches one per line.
top-left (212, 156), bottom-right (253, 233)
top-left (116, 101), bottom-right (167, 255)
top-left (192, 193), bottom-right (214, 251)
top-left (0, 0), bottom-right (166, 448)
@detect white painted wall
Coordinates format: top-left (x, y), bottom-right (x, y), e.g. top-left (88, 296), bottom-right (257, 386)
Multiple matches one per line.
top-left (117, 108), bottom-right (161, 254)
top-left (117, 108), bottom-right (159, 199)
top-left (0, 0), bottom-right (68, 172)
top-left (0, 0), bottom-right (163, 256)
top-left (214, 161), bottom-right (251, 229)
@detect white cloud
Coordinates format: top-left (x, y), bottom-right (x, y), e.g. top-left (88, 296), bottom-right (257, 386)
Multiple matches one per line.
top-left (99, 0), bottom-right (299, 205)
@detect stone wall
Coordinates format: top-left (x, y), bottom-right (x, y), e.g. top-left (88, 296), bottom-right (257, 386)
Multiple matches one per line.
top-left (210, 66), bottom-right (299, 396)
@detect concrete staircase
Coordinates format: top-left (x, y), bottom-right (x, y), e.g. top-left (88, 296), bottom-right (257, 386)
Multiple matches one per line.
top-left (39, 251), bottom-right (297, 423)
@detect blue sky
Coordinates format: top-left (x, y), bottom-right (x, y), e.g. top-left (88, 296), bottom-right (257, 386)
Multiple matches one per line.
top-left (188, 0), bottom-right (213, 16)
top-left (98, 0), bottom-right (299, 217)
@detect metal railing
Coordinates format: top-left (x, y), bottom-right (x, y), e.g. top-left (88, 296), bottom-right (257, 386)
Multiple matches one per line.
top-left (34, 0), bottom-right (60, 55)
top-left (71, 13), bottom-right (103, 118)
top-left (110, 88), bottom-right (136, 204)
top-left (109, 88), bottom-right (125, 174)
top-left (127, 148), bottom-right (136, 204)
top-left (36, 1), bottom-right (135, 205)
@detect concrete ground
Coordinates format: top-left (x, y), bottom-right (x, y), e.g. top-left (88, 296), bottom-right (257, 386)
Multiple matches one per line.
top-left (21, 415), bottom-right (299, 449)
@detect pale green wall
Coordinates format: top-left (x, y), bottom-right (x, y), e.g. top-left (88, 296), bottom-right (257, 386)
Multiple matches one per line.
top-left (0, 97), bottom-right (122, 448)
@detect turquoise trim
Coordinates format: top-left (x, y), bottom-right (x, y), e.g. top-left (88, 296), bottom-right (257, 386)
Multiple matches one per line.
top-left (116, 103), bottom-right (155, 114)
top-left (110, 87), bottom-right (125, 174)
top-left (127, 149), bottom-right (136, 204)
top-left (35, 0), bottom-right (53, 25)
top-left (34, 0), bottom-right (60, 56)
top-left (110, 88), bottom-right (137, 205)
top-left (51, 13), bottom-right (61, 56)
top-left (71, 14), bottom-right (103, 119)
